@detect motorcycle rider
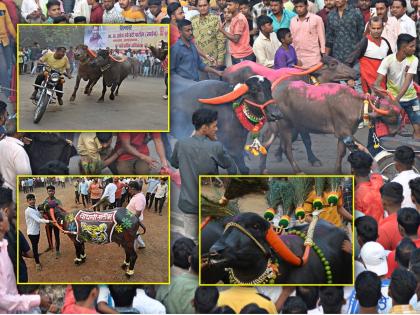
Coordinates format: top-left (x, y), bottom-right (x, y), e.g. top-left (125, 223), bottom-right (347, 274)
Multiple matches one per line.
top-left (30, 46), bottom-right (72, 105)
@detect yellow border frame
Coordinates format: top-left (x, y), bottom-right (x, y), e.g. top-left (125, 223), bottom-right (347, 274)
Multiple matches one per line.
top-left (16, 24), bottom-right (170, 133)
top-left (198, 174), bottom-right (355, 287)
top-left (16, 175), bottom-right (171, 285)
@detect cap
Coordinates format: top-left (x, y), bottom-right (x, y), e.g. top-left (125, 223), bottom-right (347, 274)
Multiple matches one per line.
top-left (360, 242), bottom-right (388, 276)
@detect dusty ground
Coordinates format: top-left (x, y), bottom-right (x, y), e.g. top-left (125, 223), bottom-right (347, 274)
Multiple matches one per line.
top-left (18, 74), bottom-right (168, 131)
top-left (18, 179), bottom-right (169, 283)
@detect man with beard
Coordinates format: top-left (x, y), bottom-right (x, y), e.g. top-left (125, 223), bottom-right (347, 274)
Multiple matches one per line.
top-left (119, 0), bottom-right (146, 23)
top-left (369, 0), bottom-right (399, 52)
top-left (317, 0), bottom-right (335, 26)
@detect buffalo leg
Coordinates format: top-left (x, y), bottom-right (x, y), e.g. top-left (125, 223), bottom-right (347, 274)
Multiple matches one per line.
top-left (80, 242), bottom-right (86, 262)
top-left (110, 82), bottom-right (117, 100)
top-left (97, 78), bottom-right (106, 102)
top-left (115, 82), bottom-right (122, 96)
top-left (84, 80), bottom-right (91, 94)
top-left (280, 124), bottom-right (303, 173)
top-left (335, 139), bottom-right (347, 174)
top-left (300, 131), bottom-right (322, 167)
top-left (74, 242), bottom-right (82, 265)
top-left (69, 75), bottom-right (81, 102)
top-left (88, 77), bottom-right (100, 95)
top-left (124, 244), bottom-right (137, 277)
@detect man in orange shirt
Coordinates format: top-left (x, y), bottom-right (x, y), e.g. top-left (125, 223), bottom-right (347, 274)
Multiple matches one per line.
top-left (219, 0), bottom-right (255, 65)
top-left (348, 146), bottom-right (385, 223)
top-left (377, 182), bottom-right (404, 251)
top-left (113, 177), bottom-right (126, 207)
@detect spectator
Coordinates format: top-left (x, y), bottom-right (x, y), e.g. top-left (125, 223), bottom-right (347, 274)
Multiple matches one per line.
top-left (358, 0), bottom-right (372, 24)
top-left (145, 177), bottom-right (159, 209)
top-left (45, 0), bottom-right (62, 23)
top-left (375, 34), bottom-right (419, 139)
top-left (73, 15), bottom-right (87, 23)
top-left (156, 246), bottom-right (199, 313)
top-left (191, 0), bottom-right (226, 78)
top-left (219, 0), bottom-right (256, 64)
top-left (377, 182), bottom-right (405, 251)
top-left (0, 101), bottom-right (8, 135)
top-left (30, 42), bottom-right (42, 76)
top-left (325, 0), bottom-right (365, 62)
top-left (253, 15), bottom-right (280, 68)
top-left (348, 148), bottom-right (385, 223)
top-left (281, 296), bottom-right (308, 314)
top-left (114, 132), bottom-right (168, 175)
top-left (392, 0), bottom-right (417, 37)
top-left (372, 0), bottom-right (399, 52)
top-left (252, 0), bottom-right (271, 39)
top-left (72, 0), bottom-right (91, 22)
top-left (392, 146), bottom-right (420, 208)
top-left (87, 0), bottom-right (103, 22)
top-left (386, 207), bottom-right (420, 277)
top-left (132, 286), bottom-right (166, 314)
top-left (168, 2), bottom-right (185, 46)
top-left (317, 0), bottom-right (335, 26)
top-left (296, 287), bottom-right (319, 313)
top-left (42, 185), bottom-right (62, 256)
top-left (239, 0), bottom-right (257, 46)
top-left (88, 178), bottom-right (102, 210)
top-left (172, 237), bottom-right (196, 275)
top-left (193, 287), bottom-right (220, 313)
top-left (223, 6), bottom-right (233, 67)
top-left (0, 119), bottom-right (32, 201)
top-left (349, 271), bottom-right (382, 314)
top-left (268, 0), bottom-right (296, 32)
top-left (356, 216), bottom-right (379, 246)
top-left (171, 109), bottom-right (236, 240)
top-left (240, 303), bottom-right (269, 313)
top-left (114, 177), bottom-right (125, 207)
top-left (103, 0), bottom-right (125, 23)
top-left (62, 285), bottom-right (99, 314)
top-left (388, 268), bottom-right (417, 314)
top-left (52, 15), bottom-right (67, 23)
top-left (24, 193), bottom-right (50, 272)
top-left (319, 287), bottom-right (345, 314)
top-left (218, 287), bottom-right (277, 313)
top-left (396, 238), bottom-right (417, 269)
top-left (74, 179), bottom-right (80, 204)
top-left (126, 180), bottom-right (146, 249)
top-left (171, 19), bottom-right (223, 81)
top-left (78, 178), bottom-right (89, 207)
top-left (109, 285), bottom-right (139, 313)
top-left (0, 0), bottom-right (16, 97)
top-left (290, 0), bottom-right (326, 67)
top-left (274, 28), bottom-right (299, 69)
top-left (408, 248), bottom-right (420, 310)
top-left (152, 178), bottom-right (168, 215)
top-left (148, 0), bottom-right (168, 23)
top-left (21, 0), bottom-right (47, 23)
top-left (119, 0), bottom-right (146, 23)
top-left (92, 179), bottom-right (117, 210)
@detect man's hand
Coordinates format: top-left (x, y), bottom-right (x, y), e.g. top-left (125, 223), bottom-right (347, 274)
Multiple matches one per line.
top-left (341, 239), bottom-right (352, 254)
top-left (40, 294), bottom-right (52, 309)
top-left (144, 156), bottom-right (159, 168)
top-left (206, 55), bottom-right (216, 64)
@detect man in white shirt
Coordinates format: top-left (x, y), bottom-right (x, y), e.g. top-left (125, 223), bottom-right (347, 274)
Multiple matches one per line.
top-left (0, 119), bottom-right (32, 202)
top-left (91, 178), bottom-right (117, 210)
top-left (21, 0), bottom-right (47, 23)
top-left (103, 0), bottom-right (125, 23)
top-left (392, 146), bottom-right (420, 208)
top-left (152, 178), bottom-right (168, 215)
top-left (133, 287), bottom-right (166, 314)
top-left (372, 0), bottom-right (399, 52)
top-left (253, 15), bottom-right (280, 68)
top-left (391, 0), bottom-right (416, 36)
top-left (72, 0), bottom-right (91, 22)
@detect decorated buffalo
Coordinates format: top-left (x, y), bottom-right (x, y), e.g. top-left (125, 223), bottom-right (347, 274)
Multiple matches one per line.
top-left (90, 49), bottom-right (131, 102)
top-left (220, 57), bottom-right (358, 173)
top-left (69, 44), bottom-right (102, 102)
top-left (271, 82), bottom-right (401, 173)
top-left (43, 201), bottom-right (145, 277)
top-left (171, 74), bottom-right (282, 174)
top-left (201, 212), bottom-right (352, 284)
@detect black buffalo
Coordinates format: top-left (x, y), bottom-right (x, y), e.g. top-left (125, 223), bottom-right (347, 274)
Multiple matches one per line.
top-left (202, 212), bottom-right (352, 284)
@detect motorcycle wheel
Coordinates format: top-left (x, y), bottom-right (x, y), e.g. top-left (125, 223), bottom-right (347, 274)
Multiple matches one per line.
top-left (377, 154), bottom-right (420, 181)
top-left (33, 91), bottom-right (49, 124)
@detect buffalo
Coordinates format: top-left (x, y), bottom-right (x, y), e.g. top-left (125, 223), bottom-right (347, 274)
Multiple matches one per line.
top-left (90, 49), bottom-right (131, 102)
top-left (201, 212), bottom-right (352, 284)
top-left (171, 74), bottom-right (282, 174)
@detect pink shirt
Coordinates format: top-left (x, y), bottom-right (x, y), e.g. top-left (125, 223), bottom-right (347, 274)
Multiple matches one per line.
top-left (127, 192), bottom-right (146, 220)
top-left (0, 240), bottom-right (40, 313)
top-left (290, 12), bottom-right (325, 67)
top-left (229, 12), bottom-right (254, 59)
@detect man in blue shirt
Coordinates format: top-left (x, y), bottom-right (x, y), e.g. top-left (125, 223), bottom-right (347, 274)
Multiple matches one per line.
top-left (268, 0), bottom-right (296, 32)
top-left (171, 19), bottom-right (223, 81)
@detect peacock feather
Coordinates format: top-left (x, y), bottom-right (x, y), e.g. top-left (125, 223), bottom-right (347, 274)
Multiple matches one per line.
top-left (265, 179), bottom-right (295, 216)
top-left (201, 195), bottom-right (240, 219)
top-left (327, 177), bottom-right (342, 206)
top-left (289, 178), bottom-right (313, 207)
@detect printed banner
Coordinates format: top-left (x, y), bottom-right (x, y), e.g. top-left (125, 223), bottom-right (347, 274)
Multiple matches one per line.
top-left (84, 25), bottom-right (168, 51)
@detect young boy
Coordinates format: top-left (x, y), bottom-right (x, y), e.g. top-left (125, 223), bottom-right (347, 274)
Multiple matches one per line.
top-left (45, 0), bottom-right (62, 23)
top-left (25, 194), bottom-right (50, 271)
top-left (274, 28), bottom-right (301, 69)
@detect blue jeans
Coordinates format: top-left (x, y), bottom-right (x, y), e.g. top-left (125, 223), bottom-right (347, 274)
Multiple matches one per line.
top-left (400, 98), bottom-right (420, 124)
top-left (0, 44), bottom-right (11, 97)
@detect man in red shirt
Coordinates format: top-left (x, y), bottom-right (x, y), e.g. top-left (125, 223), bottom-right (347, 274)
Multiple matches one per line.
top-left (113, 177), bottom-right (126, 207)
top-left (219, 0), bottom-right (255, 64)
top-left (115, 133), bottom-right (168, 175)
top-left (377, 182), bottom-right (404, 250)
top-left (62, 285), bottom-right (98, 314)
top-left (386, 207), bottom-right (420, 277)
top-left (88, 0), bottom-right (104, 23)
top-left (348, 146), bottom-right (385, 223)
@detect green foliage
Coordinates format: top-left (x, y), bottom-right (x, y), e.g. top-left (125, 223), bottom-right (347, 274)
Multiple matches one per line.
top-left (201, 195), bottom-right (240, 219)
top-left (314, 178), bottom-right (326, 196)
top-left (289, 178), bottom-right (313, 207)
top-left (265, 179), bottom-right (295, 215)
top-left (328, 177), bottom-right (342, 192)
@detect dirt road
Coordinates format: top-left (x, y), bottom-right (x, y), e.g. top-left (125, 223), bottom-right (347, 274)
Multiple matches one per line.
top-left (18, 181), bottom-right (169, 283)
top-left (18, 75), bottom-right (168, 131)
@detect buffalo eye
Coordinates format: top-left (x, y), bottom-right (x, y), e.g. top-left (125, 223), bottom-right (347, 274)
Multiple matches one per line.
top-left (252, 223), bottom-right (260, 230)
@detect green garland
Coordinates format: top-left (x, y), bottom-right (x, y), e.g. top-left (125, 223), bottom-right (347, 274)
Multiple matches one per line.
top-left (288, 229), bottom-right (333, 284)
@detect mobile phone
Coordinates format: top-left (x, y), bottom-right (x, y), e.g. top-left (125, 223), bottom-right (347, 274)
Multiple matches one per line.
top-left (220, 14), bottom-right (225, 23)
top-left (370, 8), bottom-right (377, 16)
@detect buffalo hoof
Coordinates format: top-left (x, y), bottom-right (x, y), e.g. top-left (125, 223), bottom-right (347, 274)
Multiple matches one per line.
top-left (97, 98), bottom-right (104, 103)
top-left (110, 94), bottom-right (115, 100)
top-left (125, 269), bottom-right (134, 278)
top-left (310, 160), bottom-right (322, 167)
top-left (121, 261), bottom-right (129, 270)
top-left (84, 90), bottom-right (89, 95)
top-left (115, 91), bottom-right (119, 96)
top-left (69, 96), bottom-right (75, 102)
top-left (74, 258), bottom-right (83, 265)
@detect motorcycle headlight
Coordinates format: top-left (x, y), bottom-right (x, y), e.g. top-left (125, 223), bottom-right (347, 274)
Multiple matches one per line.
top-left (50, 72), bottom-right (60, 82)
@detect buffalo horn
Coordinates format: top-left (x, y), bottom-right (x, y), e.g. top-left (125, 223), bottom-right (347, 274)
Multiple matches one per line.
top-left (198, 84), bottom-right (249, 105)
top-left (265, 227), bottom-right (302, 266)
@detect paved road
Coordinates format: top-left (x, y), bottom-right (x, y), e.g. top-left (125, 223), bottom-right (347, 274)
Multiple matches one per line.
top-left (18, 74), bottom-right (168, 131)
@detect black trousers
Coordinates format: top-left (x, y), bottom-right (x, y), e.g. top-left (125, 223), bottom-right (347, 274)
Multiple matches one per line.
top-left (81, 194), bottom-right (88, 207)
top-left (164, 73), bottom-right (168, 95)
top-left (75, 191), bottom-right (80, 203)
top-left (28, 234), bottom-right (40, 264)
top-left (34, 73), bottom-right (63, 99)
top-left (154, 196), bottom-right (166, 213)
top-left (231, 53), bottom-right (256, 65)
top-left (45, 224), bottom-right (60, 251)
top-left (146, 192), bottom-right (155, 208)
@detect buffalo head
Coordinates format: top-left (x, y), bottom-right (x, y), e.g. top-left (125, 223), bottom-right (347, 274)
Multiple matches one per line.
top-left (314, 55), bottom-right (357, 83)
top-left (370, 86), bottom-right (402, 135)
top-left (74, 44), bottom-right (89, 61)
top-left (90, 49), bottom-right (110, 68)
top-left (199, 75), bottom-right (283, 123)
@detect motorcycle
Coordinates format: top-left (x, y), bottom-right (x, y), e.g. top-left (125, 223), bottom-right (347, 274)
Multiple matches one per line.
top-left (32, 65), bottom-right (68, 124)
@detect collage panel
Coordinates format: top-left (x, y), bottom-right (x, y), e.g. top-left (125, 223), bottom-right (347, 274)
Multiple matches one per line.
top-left (17, 175), bottom-right (170, 284)
top-left (199, 176), bottom-right (354, 286)
top-left (17, 24), bottom-right (169, 131)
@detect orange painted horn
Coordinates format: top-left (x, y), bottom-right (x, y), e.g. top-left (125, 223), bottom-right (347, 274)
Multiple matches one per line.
top-left (87, 48), bottom-right (97, 58)
top-left (266, 227), bottom-right (303, 266)
top-left (368, 99), bottom-right (390, 116)
top-left (199, 84), bottom-right (249, 105)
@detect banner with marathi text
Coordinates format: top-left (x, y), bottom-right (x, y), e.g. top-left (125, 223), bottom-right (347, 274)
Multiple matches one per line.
top-left (84, 25), bottom-right (168, 51)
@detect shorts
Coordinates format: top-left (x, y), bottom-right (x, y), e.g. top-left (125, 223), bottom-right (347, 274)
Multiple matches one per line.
top-left (400, 98), bottom-right (420, 124)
